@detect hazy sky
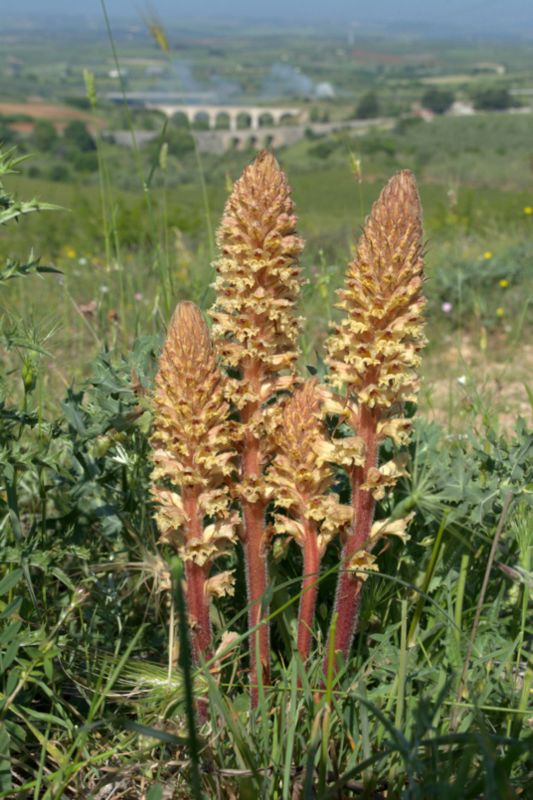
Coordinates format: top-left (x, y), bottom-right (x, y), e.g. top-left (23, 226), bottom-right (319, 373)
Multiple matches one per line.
top-left (6, 0), bottom-right (533, 30)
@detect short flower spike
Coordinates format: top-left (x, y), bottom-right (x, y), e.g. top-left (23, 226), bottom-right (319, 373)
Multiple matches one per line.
top-left (151, 301), bottom-right (237, 664)
top-left (268, 379), bottom-right (351, 661)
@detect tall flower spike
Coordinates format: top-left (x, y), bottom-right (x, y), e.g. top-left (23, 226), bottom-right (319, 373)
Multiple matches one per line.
top-left (211, 151), bottom-right (304, 703)
top-left (325, 170), bottom-right (426, 668)
top-left (268, 380), bottom-right (352, 663)
top-left (151, 301), bottom-right (237, 666)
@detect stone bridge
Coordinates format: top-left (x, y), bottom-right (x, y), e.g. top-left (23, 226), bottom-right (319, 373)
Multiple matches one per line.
top-left (108, 117), bottom-right (394, 154)
top-left (144, 103), bottom-right (304, 131)
top-left (106, 93), bottom-right (304, 130)
top-left (192, 118), bottom-right (393, 154)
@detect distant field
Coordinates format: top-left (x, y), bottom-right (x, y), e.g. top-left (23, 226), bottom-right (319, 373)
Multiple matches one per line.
top-left (420, 74), bottom-right (481, 84)
top-left (0, 101), bottom-right (92, 120)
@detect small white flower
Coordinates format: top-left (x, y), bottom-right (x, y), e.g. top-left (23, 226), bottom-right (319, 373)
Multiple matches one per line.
top-left (78, 257), bottom-right (87, 266)
top-left (100, 285), bottom-right (109, 294)
top-left (457, 375), bottom-right (467, 386)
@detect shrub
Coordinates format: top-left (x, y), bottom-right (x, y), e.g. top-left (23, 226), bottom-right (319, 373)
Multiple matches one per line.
top-left (473, 87), bottom-right (516, 111)
top-left (421, 87), bottom-right (455, 114)
top-left (354, 90), bottom-right (380, 119)
top-left (63, 120), bottom-right (96, 152)
top-left (32, 119), bottom-right (58, 151)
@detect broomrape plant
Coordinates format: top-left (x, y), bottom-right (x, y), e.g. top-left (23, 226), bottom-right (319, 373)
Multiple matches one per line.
top-left (151, 154), bottom-right (426, 707)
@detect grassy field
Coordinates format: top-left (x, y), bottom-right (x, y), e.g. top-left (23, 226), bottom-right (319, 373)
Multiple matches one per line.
top-left (1, 20), bottom-right (533, 799)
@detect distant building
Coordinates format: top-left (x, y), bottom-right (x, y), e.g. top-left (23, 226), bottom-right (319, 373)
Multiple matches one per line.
top-left (449, 100), bottom-right (475, 116)
top-left (412, 103), bottom-right (435, 122)
top-left (108, 68), bottom-right (129, 80)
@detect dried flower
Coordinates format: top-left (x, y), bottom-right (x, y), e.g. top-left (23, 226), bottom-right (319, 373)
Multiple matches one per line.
top-left (151, 301), bottom-right (237, 663)
top-left (324, 170), bottom-right (425, 668)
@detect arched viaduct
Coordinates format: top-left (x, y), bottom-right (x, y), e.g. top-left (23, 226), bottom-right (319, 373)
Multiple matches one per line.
top-left (144, 103), bottom-right (304, 131)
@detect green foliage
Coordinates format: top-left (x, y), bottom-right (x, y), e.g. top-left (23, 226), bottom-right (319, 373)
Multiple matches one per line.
top-left (32, 119), bottom-right (58, 152)
top-left (154, 126), bottom-right (195, 158)
top-left (473, 88), bottom-right (516, 111)
top-left (63, 120), bottom-right (96, 153)
top-left (354, 90), bottom-right (380, 119)
top-left (421, 87), bottom-right (455, 114)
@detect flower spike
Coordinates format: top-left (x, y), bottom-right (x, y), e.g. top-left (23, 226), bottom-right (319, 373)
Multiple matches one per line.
top-left (268, 380), bottom-right (351, 662)
top-left (151, 301), bottom-right (237, 665)
top-left (325, 170), bottom-right (426, 668)
top-left (211, 151), bottom-right (304, 703)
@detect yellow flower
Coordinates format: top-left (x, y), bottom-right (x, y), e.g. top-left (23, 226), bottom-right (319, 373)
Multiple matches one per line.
top-left (499, 279), bottom-right (509, 288)
top-left (483, 251), bottom-right (493, 260)
top-left (496, 307), bottom-right (505, 317)
top-left (64, 246), bottom-right (77, 259)
top-left (523, 206), bottom-right (532, 215)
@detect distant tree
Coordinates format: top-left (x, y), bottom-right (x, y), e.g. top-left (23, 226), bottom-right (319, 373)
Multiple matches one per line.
top-left (191, 117), bottom-right (210, 131)
top-left (0, 117), bottom-right (17, 146)
top-left (421, 88), bottom-right (454, 115)
top-left (171, 112), bottom-right (190, 129)
top-left (48, 163), bottom-right (70, 182)
top-left (148, 127), bottom-right (195, 159)
top-left (63, 120), bottom-right (96, 152)
top-left (32, 120), bottom-right (58, 151)
top-left (473, 87), bottom-right (516, 111)
top-left (70, 151), bottom-right (98, 173)
top-left (354, 91), bottom-right (380, 119)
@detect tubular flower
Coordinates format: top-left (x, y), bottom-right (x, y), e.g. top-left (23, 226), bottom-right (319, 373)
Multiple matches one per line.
top-left (324, 170), bottom-right (426, 668)
top-left (151, 301), bottom-right (237, 664)
top-left (210, 151), bottom-right (304, 702)
top-left (268, 380), bottom-right (351, 662)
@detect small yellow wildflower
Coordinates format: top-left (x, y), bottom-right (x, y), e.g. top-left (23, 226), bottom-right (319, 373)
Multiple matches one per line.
top-left (499, 279), bottom-right (509, 288)
top-left (483, 251), bottom-right (493, 260)
top-left (65, 247), bottom-right (76, 259)
top-left (496, 307), bottom-right (505, 317)
top-left (523, 206), bottom-right (533, 215)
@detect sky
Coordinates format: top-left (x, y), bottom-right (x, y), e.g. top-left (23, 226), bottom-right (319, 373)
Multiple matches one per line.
top-left (5, 0), bottom-right (533, 33)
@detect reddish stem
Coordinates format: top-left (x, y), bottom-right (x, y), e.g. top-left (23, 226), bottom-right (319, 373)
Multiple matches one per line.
top-left (297, 519), bottom-right (321, 663)
top-left (183, 490), bottom-right (212, 665)
top-left (241, 363), bottom-right (270, 706)
top-left (242, 497), bottom-right (269, 706)
top-left (325, 405), bottom-right (378, 672)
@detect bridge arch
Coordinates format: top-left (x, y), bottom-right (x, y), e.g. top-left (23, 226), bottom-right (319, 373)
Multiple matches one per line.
top-left (171, 110), bottom-right (189, 128)
top-left (279, 112), bottom-right (298, 126)
top-left (191, 110), bottom-right (210, 130)
top-left (258, 112), bottom-right (275, 128)
top-left (215, 111), bottom-right (231, 130)
top-left (236, 112), bottom-right (252, 130)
